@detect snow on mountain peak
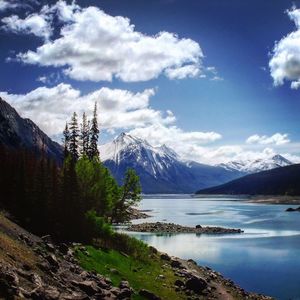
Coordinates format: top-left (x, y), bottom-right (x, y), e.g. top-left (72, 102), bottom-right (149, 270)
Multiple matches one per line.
top-left (99, 132), bottom-right (180, 178)
top-left (218, 154), bottom-right (293, 173)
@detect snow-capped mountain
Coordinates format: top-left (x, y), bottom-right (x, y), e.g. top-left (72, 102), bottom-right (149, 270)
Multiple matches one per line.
top-left (218, 154), bottom-right (293, 174)
top-left (100, 132), bottom-right (243, 193)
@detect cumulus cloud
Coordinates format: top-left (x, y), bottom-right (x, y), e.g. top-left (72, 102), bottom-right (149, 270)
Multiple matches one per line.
top-left (2, 13), bottom-right (52, 40)
top-left (129, 124), bottom-right (221, 147)
top-left (7, 1), bottom-right (203, 82)
top-left (0, 84), bottom-right (177, 136)
top-left (269, 7), bottom-right (300, 89)
top-left (0, 0), bottom-right (19, 11)
top-left (246, 133), bottom-right (290, 146)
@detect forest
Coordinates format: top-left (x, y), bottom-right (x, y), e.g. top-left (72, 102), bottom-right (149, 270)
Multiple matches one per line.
top-left (0, 103), bottom-right (141, 242)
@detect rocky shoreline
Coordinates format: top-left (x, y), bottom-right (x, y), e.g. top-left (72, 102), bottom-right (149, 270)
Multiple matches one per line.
top-left (0, 214), bottom-right (273, 300)
top-left (127, 222), bottom-right (244, 234)
top-left (127, 207), bottom-right (151, 220)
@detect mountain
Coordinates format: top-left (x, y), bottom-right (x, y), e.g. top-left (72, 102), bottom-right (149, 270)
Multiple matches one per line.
top-left (0, 97), bottom-right (63, 163)
top-left (218, 154), bottom-right (292, 173)
top-left (100, 133), bottom-right (243, 193)
top-left (196, 164), bottom-right (300, 195)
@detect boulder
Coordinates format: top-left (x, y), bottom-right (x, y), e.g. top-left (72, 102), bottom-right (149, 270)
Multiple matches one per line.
top-left (185, 276), bottom-right (207, 294)
top-left (171, 259), bottom-right (183, 269)
top-left (160, 253), bottom-right (171, 261)
top-left (139, 289), bottom-right (161, 300)
top-left (46, 254), bottom-right (59, 271)
top-left (71, 280), bottom-right (99, 296)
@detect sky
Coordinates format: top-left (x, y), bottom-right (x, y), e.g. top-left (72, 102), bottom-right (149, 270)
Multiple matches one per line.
top-left (0, 0), bottom-right (300, 164)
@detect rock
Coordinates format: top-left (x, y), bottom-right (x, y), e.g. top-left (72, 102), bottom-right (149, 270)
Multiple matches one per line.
top-left (174, 279), bottom-right (185, 287)
top-left (160, 253), bottom-right (171, 261)
top-left (286, 207), bottom-right (300, 212)
top-left (139, 289), bottom-right (161, 300)
top-left (117, 288), bottom-right (132, 299)
top-left (41, 235), bottom-right (52, 243)
top-left (149, 246), bottom-right (158, 254)
top-left (119, 281), bottom-right (130, 289)
top-left (46, 243), bottom-right (56, 252)
top-left (187, 259), bottom-right (197, 265)
top-left (185, 276), bottom-right (207, 294)
top-left (44, 286), bottom-right (60, 299)
top-left (71, 280), bottom-right (99, 296)
top-left (46, 254), bottom-right (60, 271)
top-left (30, 273), bottom-right (43, 287)
top-left (110, 268), bottom-right (119, 275)
top-left (59, 243), bottom-right (69, 255)
top-left (171, 259), bottom-right (183, 269)
top-left (157, 274), bottom-right (165, 280)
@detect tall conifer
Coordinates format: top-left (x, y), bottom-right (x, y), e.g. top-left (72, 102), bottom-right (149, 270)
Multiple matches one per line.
top-left (69, 112), bottom-right (79, 161)
top-left (89, 102), bottom-right (99, 160)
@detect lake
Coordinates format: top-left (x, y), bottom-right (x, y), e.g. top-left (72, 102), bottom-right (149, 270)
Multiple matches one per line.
top-left (126, 195), bottom-right (300, 300)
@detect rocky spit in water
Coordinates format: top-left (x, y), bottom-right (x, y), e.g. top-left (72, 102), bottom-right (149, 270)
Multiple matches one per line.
top-left (127, 222), bottom-right (243, 234)
top-left (286, 206), bottom-right (300, 212)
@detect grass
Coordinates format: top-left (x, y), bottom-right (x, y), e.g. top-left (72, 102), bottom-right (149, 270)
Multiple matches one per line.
top-left (75, 245), bottom-right (187, 300)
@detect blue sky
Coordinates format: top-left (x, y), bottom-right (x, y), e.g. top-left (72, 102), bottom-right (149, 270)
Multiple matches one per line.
top-left (0, 0), bottom-right (300, 164)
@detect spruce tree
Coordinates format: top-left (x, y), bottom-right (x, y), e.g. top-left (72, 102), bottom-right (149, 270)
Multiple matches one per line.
top-left (63, 123), bottom-right (70, 158)
top-left (80, 112), bottom-right (89, 157)
top-left (89, 102), bottom-right (99, 160)
top-left (69, 112), bottom-right (79, 161)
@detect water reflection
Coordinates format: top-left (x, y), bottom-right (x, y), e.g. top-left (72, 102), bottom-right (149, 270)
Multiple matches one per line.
top-left (127, 195), bottom-right (300, 299)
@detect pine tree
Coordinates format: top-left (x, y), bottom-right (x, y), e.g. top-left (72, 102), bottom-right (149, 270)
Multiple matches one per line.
top-left (88, 102), bottom-right (99, 160)
top-left (69, 112), bottom-right (79, 162)
top-left (63, 123), bottom-right (70, 158)
top-left (80, 112), bottom-right (89, 157)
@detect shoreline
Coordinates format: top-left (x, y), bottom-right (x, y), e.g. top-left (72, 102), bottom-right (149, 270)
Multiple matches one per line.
top-left (247, 195), bottom-right (300, 205)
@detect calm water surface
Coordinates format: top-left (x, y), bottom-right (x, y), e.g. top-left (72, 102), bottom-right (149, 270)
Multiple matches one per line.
top-left (127, 195), bottom-right (300, 300)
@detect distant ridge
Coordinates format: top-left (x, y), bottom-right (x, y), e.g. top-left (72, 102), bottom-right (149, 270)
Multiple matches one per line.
top-left (0, 97), bottom-right (63, 163)
top-left (196, 164), bottom-right (300, 196)
top-left (217, 154), bottom-right (292, 173)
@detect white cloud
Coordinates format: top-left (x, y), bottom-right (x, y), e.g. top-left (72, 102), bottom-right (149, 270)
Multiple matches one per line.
top-left (2, 12), bottom-right (52, 40)
top-left (246, 133), bottom-right (290, 146)
top-left (9, 1), bottom-right (203, 82)
top-left (0, 0), bottom-right (18, 11)
top-left (0, 84), bottom-right (176, 136)
top-left (269, 7), bottom-right (300, 89)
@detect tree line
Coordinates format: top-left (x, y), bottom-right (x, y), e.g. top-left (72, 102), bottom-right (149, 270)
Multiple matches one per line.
top-left (0, 103), bottom-right (141, 242)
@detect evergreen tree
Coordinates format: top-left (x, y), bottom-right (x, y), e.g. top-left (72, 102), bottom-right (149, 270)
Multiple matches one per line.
top-left (69, 112), bottom-right (79, 161)
top-left (80, 112), bottom-right (89, 157)
top-left (88, 102), bottom-right (99, 160)
top-left (112, 169), bottom-right (142, 222)
top-left (63, 123), bottom-right (70, 158)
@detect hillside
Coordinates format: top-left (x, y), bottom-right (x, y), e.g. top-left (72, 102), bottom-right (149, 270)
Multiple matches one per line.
top-left (0, 212), bottom-right (272, 300)
top-left (196, 164), bottom-right (300, 195)
top-left (0, 97), bottom-right (63, 163)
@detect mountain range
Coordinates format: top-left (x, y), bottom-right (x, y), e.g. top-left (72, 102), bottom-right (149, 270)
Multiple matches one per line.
top-left (99, 132), bottom-right (296, 193)
top-left (0, 97), bottom-right (297, 194)
top-left (218, 154), bottom-right (292, 173)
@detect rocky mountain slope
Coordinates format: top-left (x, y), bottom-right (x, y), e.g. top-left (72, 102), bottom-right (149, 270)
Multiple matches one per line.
top-left (0, 97), bottom-right (63, 163)
top-left (196, 164), bottom-right (300, 195)
top-left (100, 133), bottom-right (244, 193)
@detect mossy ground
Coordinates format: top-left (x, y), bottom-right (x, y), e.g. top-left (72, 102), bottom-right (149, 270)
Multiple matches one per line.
top-left (75, 245), bottom-right (187, 300)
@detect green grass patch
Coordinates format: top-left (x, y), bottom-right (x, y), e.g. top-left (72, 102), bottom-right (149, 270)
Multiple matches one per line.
top-left (75, 245), bottom-right (186, 300)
